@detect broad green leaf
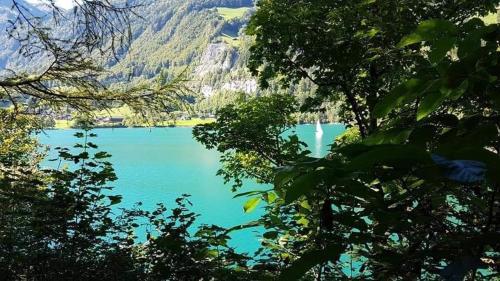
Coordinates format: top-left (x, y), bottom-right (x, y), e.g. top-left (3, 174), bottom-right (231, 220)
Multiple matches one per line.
top-left (296, 217), bottom-right (309, 227)
top-left (355, 27), bottom-right (380, 39)
top-left (243, 197), bottom-right (261, 213)
top-left (337, 143), bottom-right (374, 158)
top-left (366, 27), bottom-right (380, 38)
top-left (398, 19), bottom-right (457, 48)
top-left (263, 191), bottom-right (277, 203)
top-left (284, 171), bottom-right (322, 204)
top-left (336, 179), bottom-right (378, 201)
top-left (449, 80), bottom-right (468, 100)
top-left (205, 249), bottom-right (219, 258)
top-left (299, 200), bottom-right (312, 211)
top-left (417, 91), bottom-right (447, 120)
top-left (458, 19), bottom-right (487, 59)
top-left (373, 79), bottom-right (426, 118)
top-left (363, 128), bottom-right (413, 145)
top-left (347, 145), bottom-right (432, 171)
top-left (274, 167), bottom-right (298, 189)
top-left (279, 244), bottom-right (343, 281)
top-left (429, 37), bottom-right (456, 64)
top-left (94, 151), bottom-right (110, 159)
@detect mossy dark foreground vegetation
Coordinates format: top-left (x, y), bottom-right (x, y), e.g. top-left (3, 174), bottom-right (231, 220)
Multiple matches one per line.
top-left (1, 0), bottom-right (499, 280)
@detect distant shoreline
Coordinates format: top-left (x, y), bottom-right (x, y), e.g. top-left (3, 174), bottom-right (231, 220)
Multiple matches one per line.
top-left (47, 124), bottom-right (200, 130)
top-left (51, 118), bottom-right (216, 130)
top-left (48, 121), bottom-right (343, 130)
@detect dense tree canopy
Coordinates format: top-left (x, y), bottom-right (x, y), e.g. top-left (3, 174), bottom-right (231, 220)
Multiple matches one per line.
top-left (193, 0), bottom-right (500, 280)
top-left (247, 0), bottom-right (498, 137)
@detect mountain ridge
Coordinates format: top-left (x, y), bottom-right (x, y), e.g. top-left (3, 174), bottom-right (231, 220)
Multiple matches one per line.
top-left (0, 0), bottom-right (257, 100)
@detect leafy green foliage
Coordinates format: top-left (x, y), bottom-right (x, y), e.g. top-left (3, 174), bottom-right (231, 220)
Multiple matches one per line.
top-left (0, 124), bottom-right (269, 280)
top-left (247, 0), bottom-right (497, 137)
top-left (187, 1), bottom-right (500, 279)
top-left (278, 244), bottom-right (343, 281)
top-left (273, 18), bottom-right (500, 280)
top-left (194, 94), bottom-right (306, 192)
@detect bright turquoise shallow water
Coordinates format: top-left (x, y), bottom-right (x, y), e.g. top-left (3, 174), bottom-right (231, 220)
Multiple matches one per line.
top-left (38, 124), bottom-right (345, 253)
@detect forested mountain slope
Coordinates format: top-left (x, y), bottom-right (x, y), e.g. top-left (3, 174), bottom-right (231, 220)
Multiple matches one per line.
top-left (109, 0), bottom-right (254, 89)
top-left (0, 0), bottom-right (46, 72)
top-left (0, 0), bottom-right (332, 123)
top-left (0, 0), bottom-right (256, 99)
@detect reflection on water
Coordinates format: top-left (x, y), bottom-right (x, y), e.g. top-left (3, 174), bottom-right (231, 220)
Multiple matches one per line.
top-left (315, 121), bottom-right (324, 157)
top-left (315, 132), bottom-right (323, 157)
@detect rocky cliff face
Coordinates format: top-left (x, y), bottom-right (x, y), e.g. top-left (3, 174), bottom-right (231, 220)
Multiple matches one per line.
top-left (194, 43), bottom-right (257, 97)
top-left (195, 43), bottom-right (237, 76)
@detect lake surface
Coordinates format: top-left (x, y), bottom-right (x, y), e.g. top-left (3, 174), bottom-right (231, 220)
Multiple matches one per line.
top-left (38, 124), bottom-right (345, 253)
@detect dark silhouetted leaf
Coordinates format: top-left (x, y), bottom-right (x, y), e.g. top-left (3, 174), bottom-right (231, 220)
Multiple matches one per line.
top-left (279, 244), bottom-right (343, 281)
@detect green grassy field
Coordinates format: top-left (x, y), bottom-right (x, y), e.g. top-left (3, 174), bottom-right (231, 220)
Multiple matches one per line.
top-left (172, 118), bottom-right (214, 127)
top-left (214, 7), bottom-right (251, 47)
top-left (216, 7), bottom-right (250, 20)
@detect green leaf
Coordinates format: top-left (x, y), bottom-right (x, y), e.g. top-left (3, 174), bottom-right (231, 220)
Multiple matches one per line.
top-left (243, 197), bottom-right (261, 213)
top-left (359, 0), bottom-right (376, 6)
top-left (347, 145), bottom-right (432, 171)
top-left (284, 171), bottom-right (322, 204)
top-left (429, 37), bottom-right (456, 64)
top-left (296, 217), bottom-right (309, 227)
top-left (363, 128), bottom-right (413, 145)
top-left (94, 151), bottom-right (111, 159)
top-left (417, 91), bottom-right (447, 120)
top-left (274, 167), bottom-right (298, 189)
top-left (263, 231), bottom-right (279, 239)
top-left (233, 190), bottom-right (267, 198)
top-left (108, 195), bottom-right (122, 205)
top-left (336, 179), bottom-right (378, 202)
top-left (373, 79), bottom-right (426, 118)
top-left (458, 19), bottom-right (487, 59)
top-left (449, 80), bottom-right (468, 100)
top-left (279, 244), bottom-right (343, 281)
top-left (225, 220), bottom-right (261, 233)
top-left (263, 191), bottom-right (277, 203)
top-left (398, 32), bottom-right (425, 47)
top-left (398, 19), bottom-right (457, 48)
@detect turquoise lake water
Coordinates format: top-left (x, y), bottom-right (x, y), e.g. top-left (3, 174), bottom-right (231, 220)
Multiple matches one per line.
top-left (38, 124), bottom-right (345, 253)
